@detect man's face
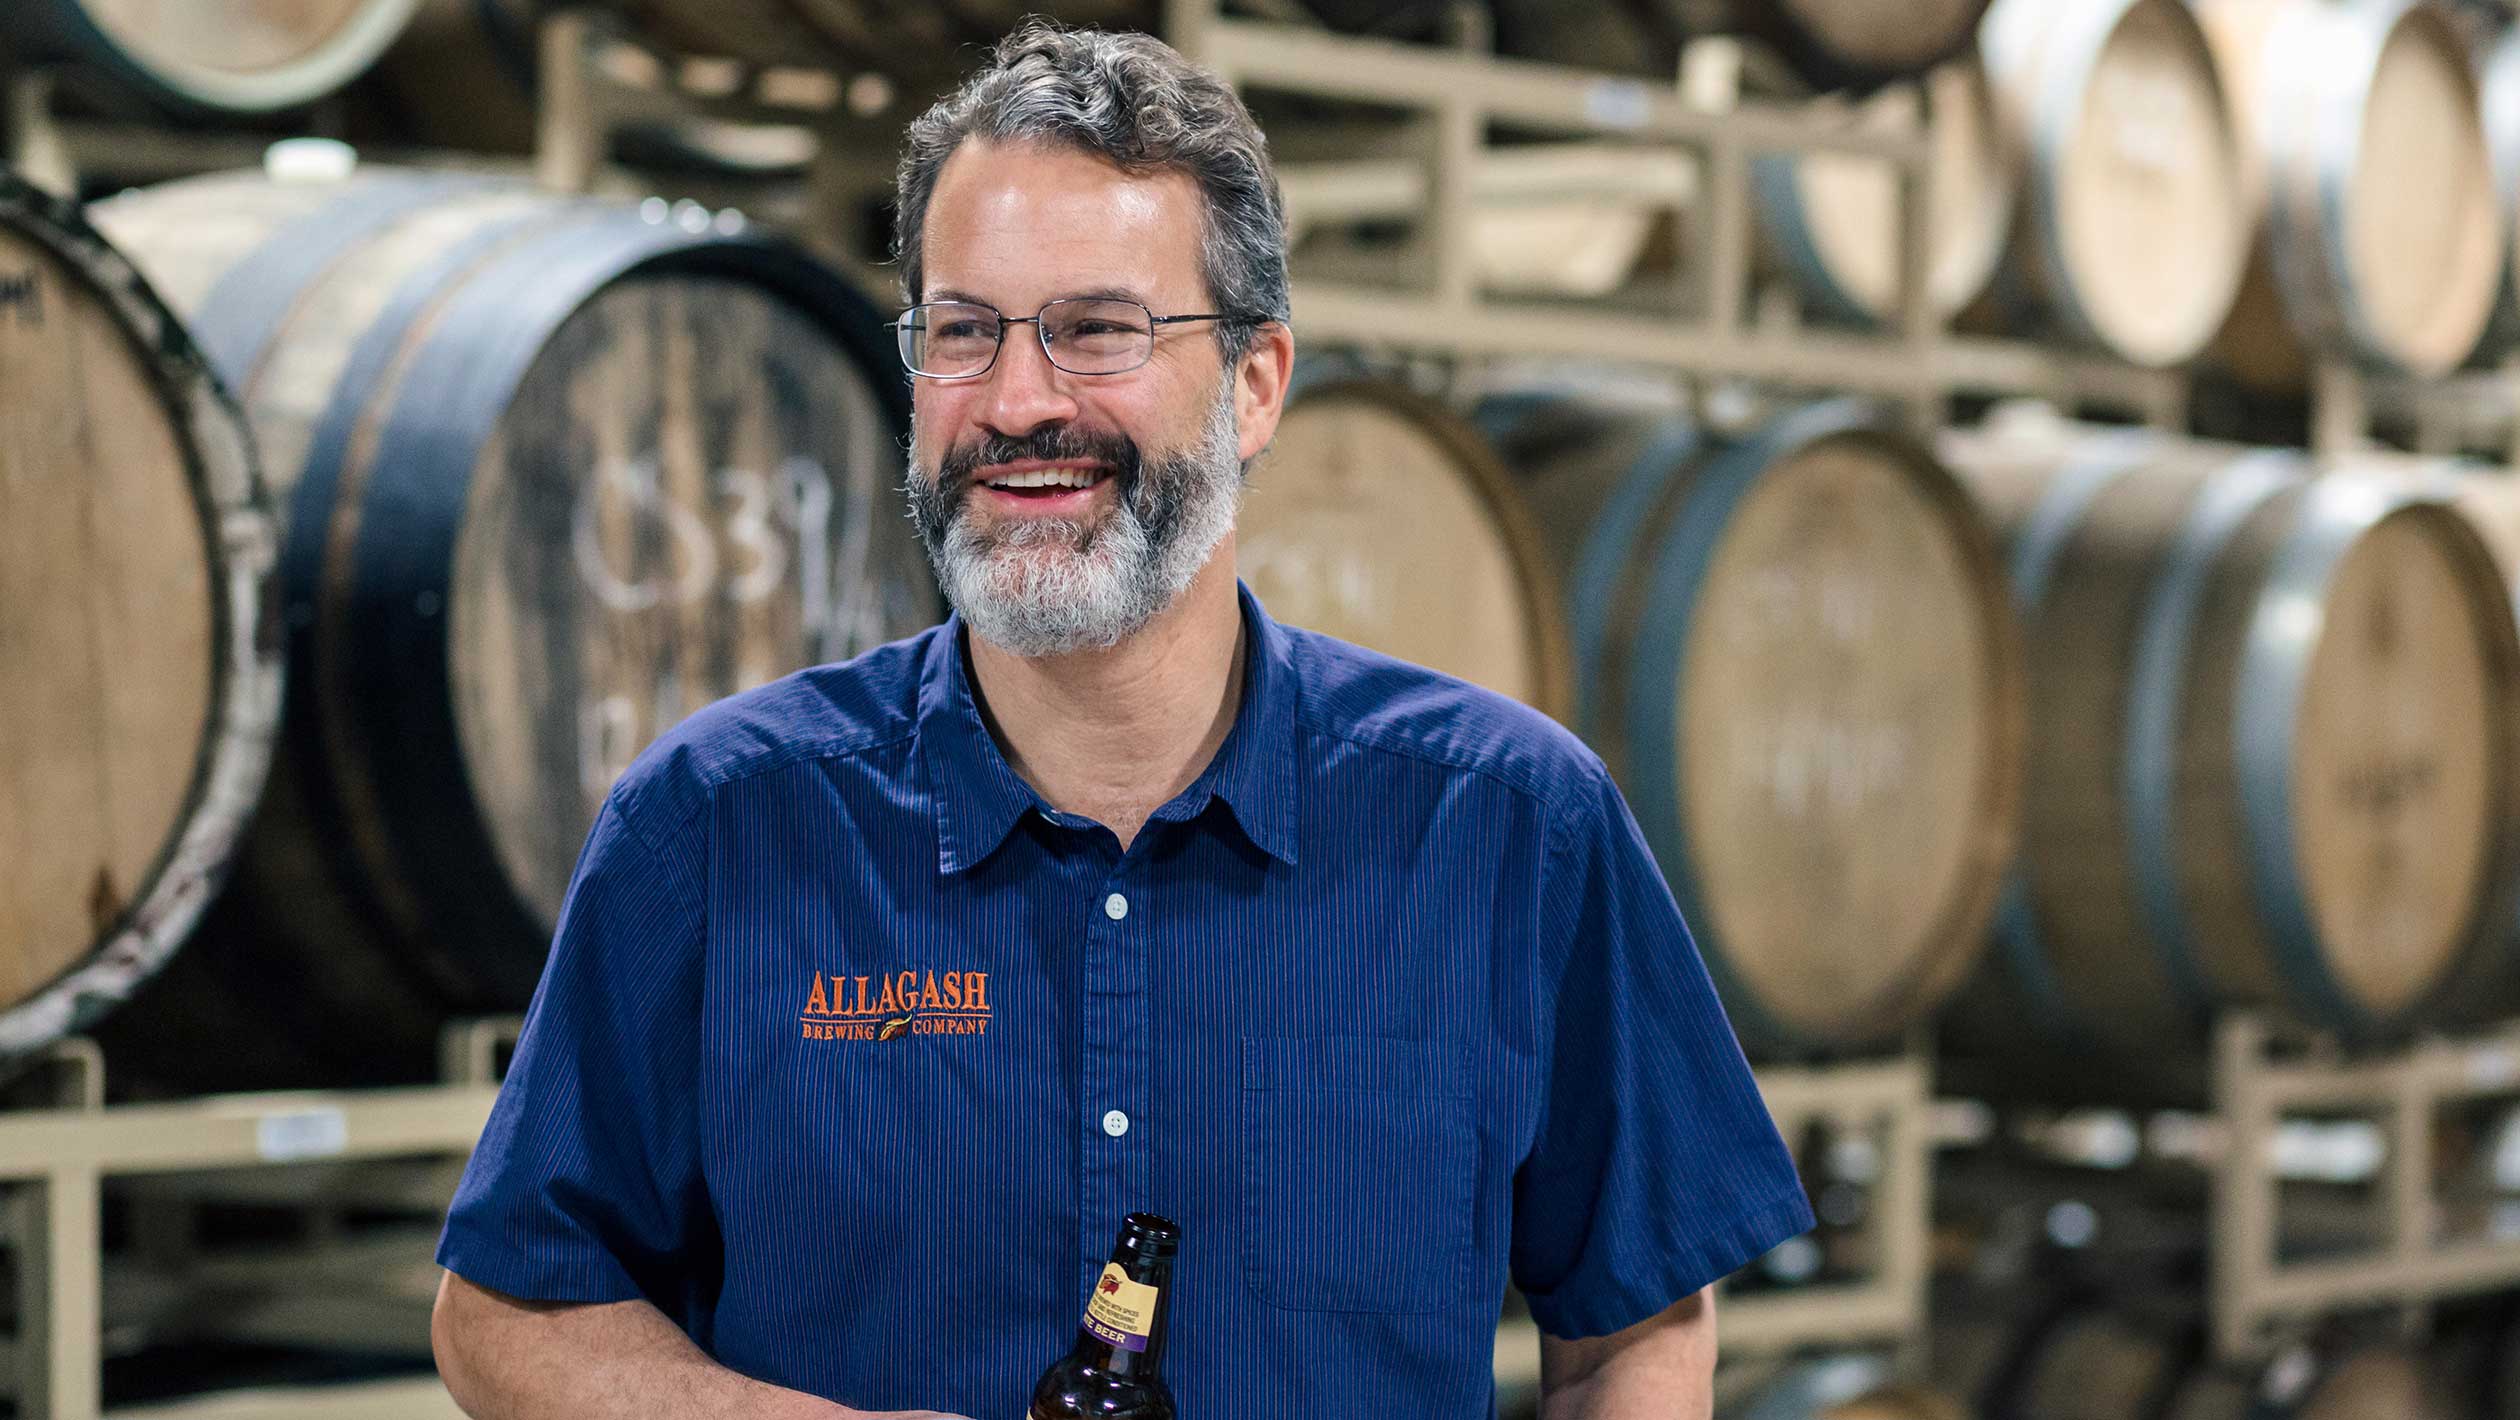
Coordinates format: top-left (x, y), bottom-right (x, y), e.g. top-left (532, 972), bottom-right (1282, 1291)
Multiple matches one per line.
top-left (905, 139), bottom-right (1249, 657)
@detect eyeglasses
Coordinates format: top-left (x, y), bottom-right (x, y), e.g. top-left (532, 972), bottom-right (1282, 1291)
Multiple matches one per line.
top-left (890, 298), bottom-right (1260, 379)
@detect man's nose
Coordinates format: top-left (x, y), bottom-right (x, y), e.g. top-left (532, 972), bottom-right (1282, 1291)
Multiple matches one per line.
top-left (975, 323), bottom-right (1081, 439)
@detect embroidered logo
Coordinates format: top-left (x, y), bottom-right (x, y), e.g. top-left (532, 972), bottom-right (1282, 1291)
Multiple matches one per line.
top-left (800, 969), bottom-right (991, 1042)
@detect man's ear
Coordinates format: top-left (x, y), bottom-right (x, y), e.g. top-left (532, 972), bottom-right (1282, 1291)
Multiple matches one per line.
top-left (1232, 321), bottom-right (1296, 465)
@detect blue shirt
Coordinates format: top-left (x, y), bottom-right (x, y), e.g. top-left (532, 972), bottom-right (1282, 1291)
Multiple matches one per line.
top-left (438, 582), bottom-right (1811, 1417)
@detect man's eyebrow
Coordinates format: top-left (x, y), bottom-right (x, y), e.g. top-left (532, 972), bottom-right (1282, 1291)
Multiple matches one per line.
top-left (920, 286), bottom-right (1158, 308)
top-left (1064, 285), bottom-right (1155, 306)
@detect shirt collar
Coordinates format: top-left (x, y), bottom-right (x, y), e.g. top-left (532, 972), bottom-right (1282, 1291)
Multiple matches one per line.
top-left (918, 581), bottom-right (1301, 875)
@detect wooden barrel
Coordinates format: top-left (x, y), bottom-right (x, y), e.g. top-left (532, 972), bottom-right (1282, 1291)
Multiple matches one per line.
top-left (1487, 0), bottom-right (1995, 95)
top-left (1, 0), bottom-right (419, 113)
top-left (1754, 57), bottom-right (2017, 327)
top-left (1940, 416), bottom-right (2520, 1099)
top-left (0, 176), bottom-right (281, 1073)
top-left (1480, 392), bottom-right (2022, 1056)
top-left (82, 167), bottom-right (936, 1085)
top-left (2473, 21), bottom-right (2520, 361)
top-left (1976, 0), bottom-right (2253, 366)
top-left (2198, 0), bottom-right (2504, 385)
top-left (2327, 453), bottom-right (2520, 1027)
top-left (1242, 375), bottom-right (1574, 722)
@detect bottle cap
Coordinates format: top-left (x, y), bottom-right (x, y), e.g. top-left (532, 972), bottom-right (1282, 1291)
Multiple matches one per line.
top-left (1120, 1213), bottom-right (1181, 1255)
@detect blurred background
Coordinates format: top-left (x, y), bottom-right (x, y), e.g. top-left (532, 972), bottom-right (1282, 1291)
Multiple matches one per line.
top-left (17, 0), bottom-right (2520, 1415)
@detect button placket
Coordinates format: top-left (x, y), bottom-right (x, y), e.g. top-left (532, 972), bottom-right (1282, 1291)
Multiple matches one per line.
top-left (1079, 868), bottom-right (1148, 1285)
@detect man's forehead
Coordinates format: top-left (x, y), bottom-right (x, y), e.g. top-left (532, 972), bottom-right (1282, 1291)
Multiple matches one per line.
top-left (921, 138), bottom-right (1205, 307)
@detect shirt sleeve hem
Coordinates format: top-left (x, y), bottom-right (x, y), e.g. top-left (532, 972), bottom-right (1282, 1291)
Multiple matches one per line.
top-left (435, 1234), bottom-right (649, 1308)
top-left (1522, 1187), bottom-right (1817, 1342)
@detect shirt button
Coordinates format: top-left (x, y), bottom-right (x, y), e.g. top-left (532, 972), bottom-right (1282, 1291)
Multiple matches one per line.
top-left (1102, 1109), bottom-right (1130, 1138)
top-left (1104, 892), bottom-right (1129, 921)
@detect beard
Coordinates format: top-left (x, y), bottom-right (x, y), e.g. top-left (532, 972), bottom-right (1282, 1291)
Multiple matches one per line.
top-left (903, 380), bottom-right (1244, 657)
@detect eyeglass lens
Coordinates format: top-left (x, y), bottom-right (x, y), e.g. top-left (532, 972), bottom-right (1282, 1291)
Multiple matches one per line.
top-left (900, 299), bottom-right (1156, 377)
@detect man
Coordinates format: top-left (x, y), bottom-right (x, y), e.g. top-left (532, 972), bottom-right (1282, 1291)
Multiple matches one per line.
top-left (431, 21), bottom-right (1810, 1420)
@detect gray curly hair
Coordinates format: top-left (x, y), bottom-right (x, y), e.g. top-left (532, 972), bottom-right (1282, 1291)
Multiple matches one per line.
top-left (892, 20), bottom-right (1292, 364)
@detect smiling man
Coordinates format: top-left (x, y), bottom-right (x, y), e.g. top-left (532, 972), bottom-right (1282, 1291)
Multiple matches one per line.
top-left (429, 21), bottom-right (1810, 1420)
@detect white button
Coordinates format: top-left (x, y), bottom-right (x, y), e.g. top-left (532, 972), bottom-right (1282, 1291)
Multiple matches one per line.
top-left (1102, 1109), bottom-right (1130, 1137)
top-left (1104, 892), bottom-right (1129, 921)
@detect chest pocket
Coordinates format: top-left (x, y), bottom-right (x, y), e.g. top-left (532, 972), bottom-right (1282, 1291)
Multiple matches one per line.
top-left (1240, 1036), bottom-right (1476, 1313)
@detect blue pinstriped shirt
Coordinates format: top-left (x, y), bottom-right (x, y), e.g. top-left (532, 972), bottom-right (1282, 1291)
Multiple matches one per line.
top-left (437, 582), bottom-right (1810, 1417)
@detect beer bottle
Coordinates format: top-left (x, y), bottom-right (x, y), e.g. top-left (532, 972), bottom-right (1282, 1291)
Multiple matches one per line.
top-left (1028, 1212), bottom-right (1178, 1419)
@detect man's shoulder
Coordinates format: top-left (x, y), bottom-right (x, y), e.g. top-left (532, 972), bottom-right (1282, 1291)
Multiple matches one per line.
top-left (1281, 623), bottom-right (1606, 814)
top-left (605, 624), bottom-right (944, 837)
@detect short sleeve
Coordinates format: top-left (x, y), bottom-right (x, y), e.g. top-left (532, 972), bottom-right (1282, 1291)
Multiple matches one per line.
top-left (1509, 765), bottom-right (1814, 1340)
top-left (436, 795), bottom-right (715, 1315)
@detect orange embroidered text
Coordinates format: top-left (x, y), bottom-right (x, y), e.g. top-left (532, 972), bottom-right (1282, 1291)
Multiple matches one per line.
top-left (798, 969), bottom-right (992, 1043)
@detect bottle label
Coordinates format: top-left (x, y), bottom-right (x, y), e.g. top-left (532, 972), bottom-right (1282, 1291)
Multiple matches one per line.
top-left (1080, 1262), bottom-right (1159, 1353)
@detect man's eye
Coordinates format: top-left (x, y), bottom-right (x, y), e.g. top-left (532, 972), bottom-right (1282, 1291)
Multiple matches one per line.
top-left (936, 321), bottom-right (994, 340)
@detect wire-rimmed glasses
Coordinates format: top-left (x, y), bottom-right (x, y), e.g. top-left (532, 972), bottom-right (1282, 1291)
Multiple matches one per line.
top-left (890, 297), bottom-right (1258, 379)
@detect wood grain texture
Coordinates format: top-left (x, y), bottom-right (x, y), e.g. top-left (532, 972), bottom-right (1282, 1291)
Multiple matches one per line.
top-left (12, 0), bottom-right (416, 111)
top-left (1978, 0), bottom-right (2251, 365)
top-left (0, 226), bottom-right (212, 1008)
top-left (1940, 420), bottom-right (2520, 1098)
top-left (455, 270), bottom-right (918, 926)
top-left (1492, 393), bottom-right (2022, 1055)
top-left (2199, 0), bottom-right (2501, 384)
top-left (1247, 379), bottom-right (1573, 723)
top-left (1766, 57), bottom-right (2014, 323)
top-left (0, 178), bottom-right (278, 1070)
top-left (84, 170), bottom-right (929, 1084)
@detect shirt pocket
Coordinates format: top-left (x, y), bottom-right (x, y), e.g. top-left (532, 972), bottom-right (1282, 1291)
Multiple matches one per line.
top-left (1240, 1035), bottom-right (1476, 1314)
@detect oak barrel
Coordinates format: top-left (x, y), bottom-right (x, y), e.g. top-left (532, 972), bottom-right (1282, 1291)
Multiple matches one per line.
top-left (2198, 0), bottom-right (2504, 384)
top-left (84, 167), bottom-right (937, 1085)
top-left (1754, 57), bottom-right (2016, 327)
top-left (1940, 416), bottom-right (2520, 1099)
top-left (1976, 0), bottom-right (2253, 366)
top-left (2474, 21), bottom-right (2520, 361)
top-left (1480, 392), bottom-right (2022, 1056)
top-left (1, 0), bottom-right (418, 113)
top-left (0, 176), bottom-right (280, 1072)
top-left (1243, 374), bottom-right (1574, 722)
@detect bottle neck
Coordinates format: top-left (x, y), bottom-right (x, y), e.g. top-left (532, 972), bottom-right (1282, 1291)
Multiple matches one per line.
top-left (1071, 1245), bottom-right (1173, 1377)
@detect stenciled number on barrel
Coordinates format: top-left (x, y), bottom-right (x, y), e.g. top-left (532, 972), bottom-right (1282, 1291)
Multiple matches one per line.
top-left (0, 268), bottom-right (43, 328)
top-left (570, 451), bottom-right (897, 798)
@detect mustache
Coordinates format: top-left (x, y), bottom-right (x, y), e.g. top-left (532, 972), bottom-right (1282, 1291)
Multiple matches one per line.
top-left (935, 425), bottom-right (1143, 502)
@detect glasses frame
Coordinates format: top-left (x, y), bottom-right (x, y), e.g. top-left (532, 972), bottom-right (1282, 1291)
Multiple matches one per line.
top-left (888, 297), bottom-right (1264, 380)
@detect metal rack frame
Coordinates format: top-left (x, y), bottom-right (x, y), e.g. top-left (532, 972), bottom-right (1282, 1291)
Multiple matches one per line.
top-left (1, 1027), bottom-right (506, 1420)
top-left (1721, 1048), bottom-right (1934, 1354)
top-left (1168, 3), bottom-right (2190, 432)
top-left (2209, 1012), bottom-right (2520, 1361)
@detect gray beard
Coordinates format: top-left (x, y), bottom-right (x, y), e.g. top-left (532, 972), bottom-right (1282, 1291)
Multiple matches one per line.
top-left (905, 383), bottom-right (1244, 658)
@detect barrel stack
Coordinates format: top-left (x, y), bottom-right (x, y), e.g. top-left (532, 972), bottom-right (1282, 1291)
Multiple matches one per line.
top-left (34, 167), bottom-right (940, 1086)
top-left (1939, 413), bottom-right (2520, 1099)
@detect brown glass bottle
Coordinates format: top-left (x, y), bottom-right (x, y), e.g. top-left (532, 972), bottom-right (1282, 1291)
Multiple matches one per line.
top-left (1028, 1213), bottom-right (1178, 1419)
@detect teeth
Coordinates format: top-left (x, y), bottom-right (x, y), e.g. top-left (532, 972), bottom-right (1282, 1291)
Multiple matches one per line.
top-left (988, 468), bottom-right (1102, 490)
